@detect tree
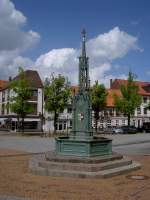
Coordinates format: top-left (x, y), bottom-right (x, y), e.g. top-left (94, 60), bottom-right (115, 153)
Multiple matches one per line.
top-left (9, 67), bottom-right (33, 133)
top-left (44, 74), bottom-right (71, 134)
top-left (114, 71), bottom-right (142, 126)
top-left (91, 81), bottom-right (107, 133)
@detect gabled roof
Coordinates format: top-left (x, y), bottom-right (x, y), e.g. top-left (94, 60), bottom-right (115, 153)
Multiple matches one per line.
top-left (106, 89), bottom-right (122, 107)
top-left (70, 86), bottom-right (121, 107)
top-left (13, 70), bottom-right (43, 88)
top-left (0, 70), bottom-right (43, 91)
top-left (111, 79), bottom-right (150, 96)
top-left (71, 78), bottom-right (150, 108)
top-left (0, 80), bottom-right (8, 89)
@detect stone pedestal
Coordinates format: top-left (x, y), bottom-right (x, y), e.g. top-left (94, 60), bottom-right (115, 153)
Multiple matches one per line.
top-left (55, 136), bottom-right (112, 157)
top-left (29, 152), bottom-right (141, 178)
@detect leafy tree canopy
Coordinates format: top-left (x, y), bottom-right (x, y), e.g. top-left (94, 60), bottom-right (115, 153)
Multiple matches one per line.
top-left (44, 74), bottom-right (71, 133)
top-left (9, 67), bottom-right (34, 132)
top-left (91, 80), bottom-right (107, 132)
top-left (114, 71), bottom-right (142, 125)
top-left (92, 81), bottom-right (107, 112)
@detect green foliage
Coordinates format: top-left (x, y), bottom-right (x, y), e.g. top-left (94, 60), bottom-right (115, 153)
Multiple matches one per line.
top-left (114, 71), bottom-right (142, 125)
top-left (44, 74), bottom-right (71, 133)
top-left (91, 81), bottom-right (107, 132)
top-left (9, 67), bottom-right (34, 132)
top-left (145, 102), bottom-right (150, 112)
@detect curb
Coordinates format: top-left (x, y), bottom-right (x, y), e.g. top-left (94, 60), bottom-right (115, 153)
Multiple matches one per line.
top-left (113, 140), bottom-right (150, 147)
top-left (0, 152), bottom-right (45, 158)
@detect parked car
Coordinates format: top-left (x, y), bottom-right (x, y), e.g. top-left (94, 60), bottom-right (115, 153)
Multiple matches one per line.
top-left (112, 127), bottom-right (123, 134)
top-left (103, 127), bottom-right (114, 134)
top-left (121, 126), bottom-right (137, 134)
top-left (141, 122), bottom-right (150, 133)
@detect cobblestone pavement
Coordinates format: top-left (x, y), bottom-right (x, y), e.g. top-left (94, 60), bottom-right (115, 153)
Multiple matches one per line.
top-left (0, 149), bottom-right (150, 200)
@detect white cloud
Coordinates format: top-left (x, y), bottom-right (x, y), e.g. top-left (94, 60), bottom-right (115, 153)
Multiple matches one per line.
top-left (0, 0), bottom-right (40, 79)
top-left (89, 63), bottom-right (111, 84)
top-left (35, 48), bottom-right (78, 84)
top-left (0, 1), bottom-right (141, 86)
top-left (34, 27), bottom-right (140, 86)
top-left (0, 50), bottom-right (33, 78)
top-left (87, 27), bottom-right (140, 64)
top-left (36, 48), bottom-right (77, 70)
top-left (0, 0), bottom-right (40, 52)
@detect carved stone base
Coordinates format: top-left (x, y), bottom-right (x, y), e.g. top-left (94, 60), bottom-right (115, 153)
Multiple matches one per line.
top-left (55, 136), bottom-right (112, 157)
top-left (29, 152), bottom-right (141, 178)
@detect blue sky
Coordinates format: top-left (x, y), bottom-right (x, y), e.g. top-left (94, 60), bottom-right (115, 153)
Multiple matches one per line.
top-left (1, 0), bottom-right (150, 86)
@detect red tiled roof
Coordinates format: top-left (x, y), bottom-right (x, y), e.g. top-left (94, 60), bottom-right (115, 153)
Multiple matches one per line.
top-left (0, 80), bottom-right (8, 89)
top-left (106, 89), bottom-right (122, 107)
top-left (13, 70), bottom-right (43, 88)
top-left (70, 86), bottom-right (122, 107)
top-left (111, 79), bottom-right (150, 96)
top-left (71, 86), bottom-right (78, 95)
top-left (1, 70), bottom-right (43, 91)
top-left (71, 78), bottom-right (150, 107)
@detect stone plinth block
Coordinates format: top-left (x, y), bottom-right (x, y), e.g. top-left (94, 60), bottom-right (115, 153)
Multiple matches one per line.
top-left (55, 136), bottom-right (112, 157)
top-left (29, 152), bottom-right (141, 179)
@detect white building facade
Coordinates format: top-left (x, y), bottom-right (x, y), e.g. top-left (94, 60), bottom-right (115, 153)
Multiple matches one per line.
top-left (44, 79), bottom-right (150, 132)
top-left (0, 70), bottom-right (44, 131)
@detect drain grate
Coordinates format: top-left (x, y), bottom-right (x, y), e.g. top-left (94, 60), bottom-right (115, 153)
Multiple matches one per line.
top-left (126, 175), bottom-right (149, 180)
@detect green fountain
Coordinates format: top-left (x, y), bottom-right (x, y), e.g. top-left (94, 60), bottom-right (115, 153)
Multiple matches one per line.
top-left (55, 29), bottom-right (112, 157)
top-left (29, 30), bottom-right (141, 178)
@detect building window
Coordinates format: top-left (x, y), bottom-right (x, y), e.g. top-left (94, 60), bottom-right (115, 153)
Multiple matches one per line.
top-left (122, 119), bottom-right (125, 125)
top-left (144, 108), bottom-right (147, 115)
top-left (67, 107), bottom-right (72, 113)
top-left (33, 90), bottom-right (38, 97)
top-left (2, 104), bottom-right (4, 115)
top-left (7, 103), bottom-right (9, 114)
top-left (143, 97), bottom-right (147, 103)
top-left (116, 120), bottom-right (119, 126)
top-left (59, 123), bottom-right (62, 130)
top-left (108, 109), bottom-right (113, 116)
top-left (137, 107), bottom-right (141, 115)
top-left (64, 123), bottom-right (66, 130)
top-left (70, 120), bottom-right (72, 127)
top-left (107, 119), bottom-right (111, 127)
top-left (7, 90), bottom-right (10, 102)
top-left (2, 91), bottom-right (5, 102)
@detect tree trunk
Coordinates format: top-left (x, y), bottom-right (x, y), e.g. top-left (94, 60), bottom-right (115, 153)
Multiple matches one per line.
top-left (54, 111), bottom-right (58, 135)
top-left (17, 116), bottom-right (19, 132)
top-left (21, 115), bottom-right (24, 135)
top-left (128, 114), bottom-right (130, 126)
top-left (94, 111), bottom-right (99, 133)
top-left (95, 118), bottom-right (98, 133)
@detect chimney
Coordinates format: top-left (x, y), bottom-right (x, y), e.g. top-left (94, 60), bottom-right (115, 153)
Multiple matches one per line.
top-left (9, 76), bottom-right (12, 82)
top-left (110, 79), bottom-right (113, 88)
